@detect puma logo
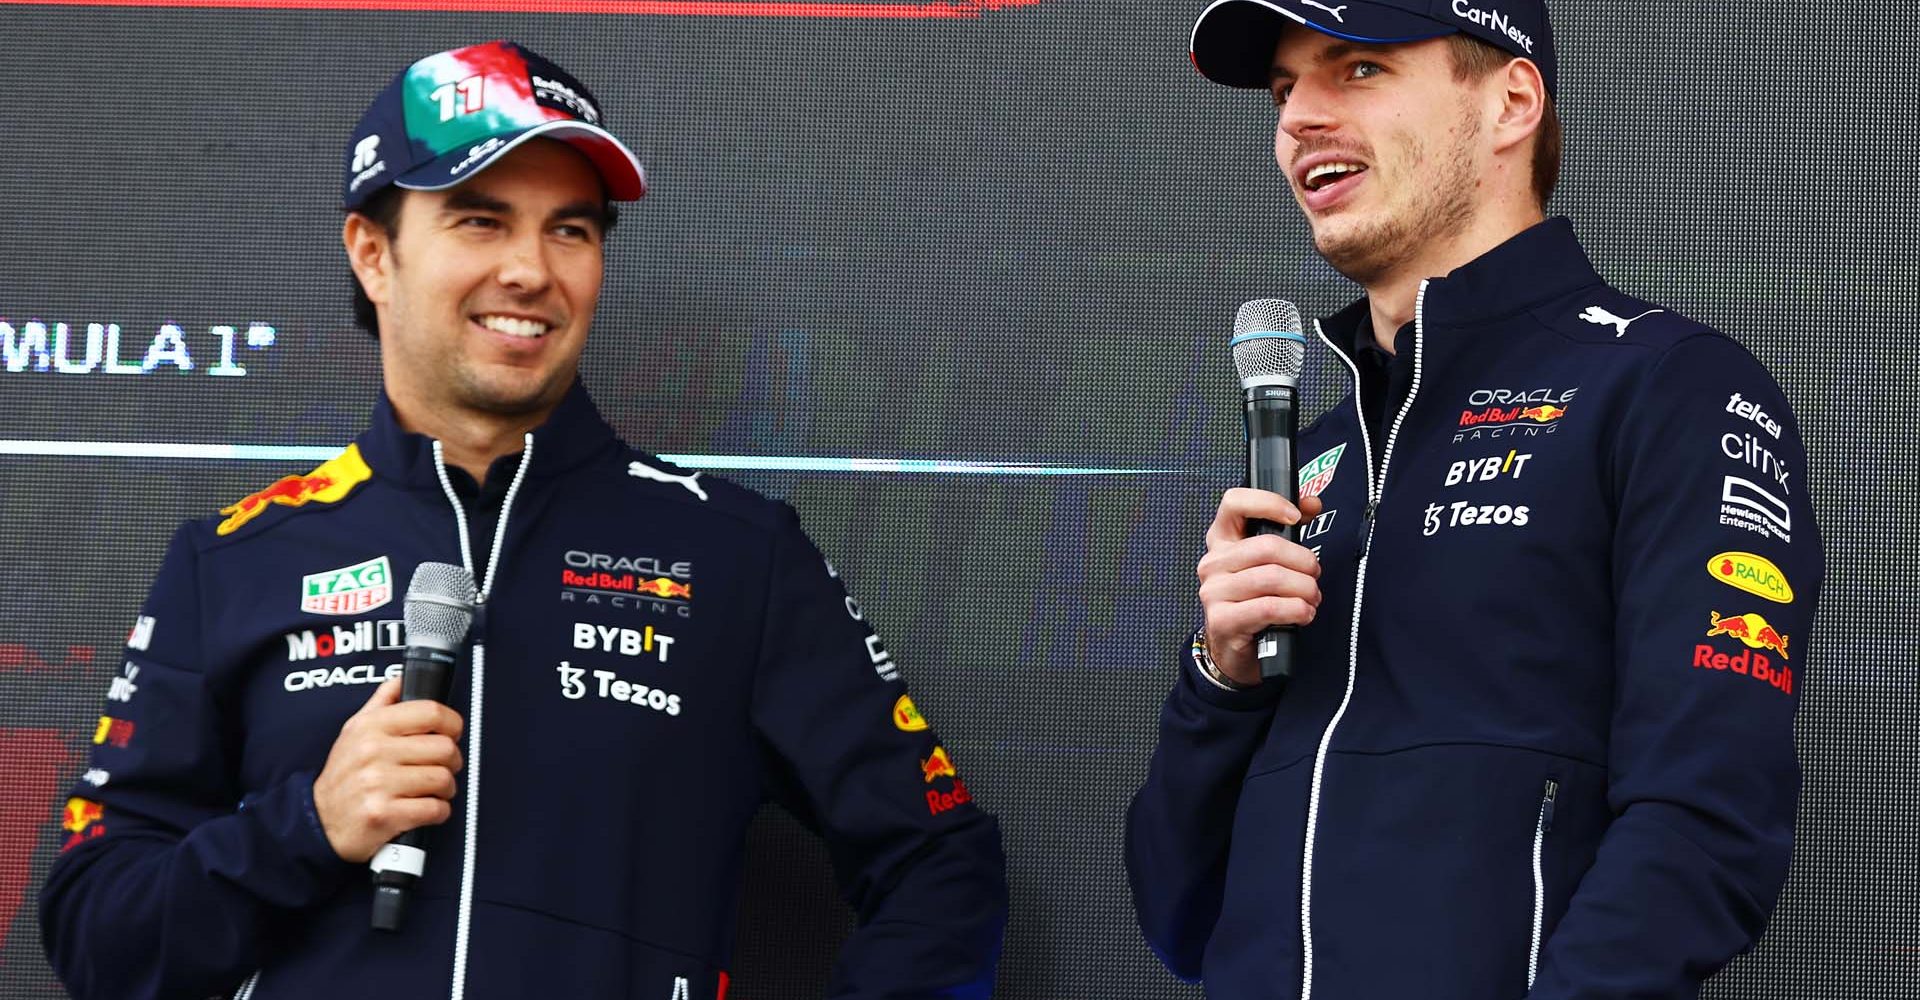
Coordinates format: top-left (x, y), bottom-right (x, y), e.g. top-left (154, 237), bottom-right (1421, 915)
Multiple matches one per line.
top-left (628, 460), bottom-right (708, 501)
top-left (1299, 0), bottom-right (1348, 20)
top-left (1579, 305), bottom-right (1665, 338)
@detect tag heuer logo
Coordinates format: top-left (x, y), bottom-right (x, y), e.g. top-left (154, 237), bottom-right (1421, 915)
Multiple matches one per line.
top-left (302, 556), bottom-right (394, 616)
top-left (1298, 443), bottom-right (1347, 499)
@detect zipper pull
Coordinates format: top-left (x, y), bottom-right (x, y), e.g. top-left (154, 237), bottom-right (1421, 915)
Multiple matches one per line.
top-left (1540, 779), bottom-right (1559, 833)
top-left (1362, 498), bottom-right (1380, 525)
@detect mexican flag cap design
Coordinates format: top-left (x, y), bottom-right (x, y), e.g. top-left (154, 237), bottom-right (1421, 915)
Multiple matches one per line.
top-left (342, 40), bottom-right (646, 211)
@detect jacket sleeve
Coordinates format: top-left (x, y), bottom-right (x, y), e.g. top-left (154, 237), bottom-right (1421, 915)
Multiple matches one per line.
top-left (39, 524), bottom-right (356, 1000)
top-left (1530, 334), bottom-right (1824, 998)
top-left (1124, 637), bottom-right (1282, 980)
top-left (749, 508), bottom-right (1008, 999)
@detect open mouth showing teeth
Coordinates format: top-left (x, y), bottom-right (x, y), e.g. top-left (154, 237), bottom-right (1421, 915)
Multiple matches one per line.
top-left (1303, 162), bottom-right (1367, 191)
top-left (476, 315), bottom-right (551, 338)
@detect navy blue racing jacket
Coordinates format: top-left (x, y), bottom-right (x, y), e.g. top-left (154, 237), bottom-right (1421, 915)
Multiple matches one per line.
top-left (1127, 219), bottom-right (1823, 999)
top-left (42, 383), bottom-right (1006, 999)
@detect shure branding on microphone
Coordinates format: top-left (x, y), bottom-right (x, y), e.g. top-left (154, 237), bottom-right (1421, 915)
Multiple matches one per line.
top-left (1450, 0), bottom-right (1535, 53)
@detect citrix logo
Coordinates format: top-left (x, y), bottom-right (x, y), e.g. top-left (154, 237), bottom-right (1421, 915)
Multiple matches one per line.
top-left (1450, 0), bottom-right (1535, 53)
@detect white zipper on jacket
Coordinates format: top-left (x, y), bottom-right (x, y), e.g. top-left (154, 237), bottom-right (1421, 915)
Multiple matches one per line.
top-left (1298, 282), bottom-right (1428, 1000)
top-left (1528, 777), bottom-right (1559, 990)
top-left (233, 972), bottom-right (258, 999)
top-left (432, 435), bottom-right (534, 1000)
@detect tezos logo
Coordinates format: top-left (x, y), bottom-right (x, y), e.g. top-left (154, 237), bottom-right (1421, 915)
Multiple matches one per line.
top-left (556, 660), bottom-right (682, 716)
top-left (1423, 500), bottom-right (1530, 536)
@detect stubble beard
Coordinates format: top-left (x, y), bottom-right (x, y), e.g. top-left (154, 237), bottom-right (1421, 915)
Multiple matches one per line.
top-left (1309, 104), bottom-right (1483, 287)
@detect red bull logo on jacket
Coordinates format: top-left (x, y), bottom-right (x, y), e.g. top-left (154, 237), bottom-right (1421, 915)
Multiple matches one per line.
top-left (1705, 611), bottom-right (1789, 658)
top-left (1694, 611), bottom-right (1793, 694)
top-left (921, 745), bottom-right (957, 783)
top-left (93, 716), bottom-right (134, 748)
top-left (217, 444), bottom-right (373, 536)
top-left (62, 797), bottom-right (105, 851)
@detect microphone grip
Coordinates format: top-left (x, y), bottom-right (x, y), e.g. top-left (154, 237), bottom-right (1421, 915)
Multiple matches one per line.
top-left (370, 645), bottom-right (458, 932)
top-left (1244, 387), bottom-right (1300, 683)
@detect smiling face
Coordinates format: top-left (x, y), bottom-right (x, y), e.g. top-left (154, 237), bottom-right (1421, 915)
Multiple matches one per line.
top-left (350, 139), bottom-right (609, 427)
top-left (1269, 30), bottom-right (1491, 286)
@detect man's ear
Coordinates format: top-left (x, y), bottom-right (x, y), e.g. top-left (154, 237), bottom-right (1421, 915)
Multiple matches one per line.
top-left (1489, 56), bottom-right (1547, 157)
top-left (342, 211), bottom-right (395, 308)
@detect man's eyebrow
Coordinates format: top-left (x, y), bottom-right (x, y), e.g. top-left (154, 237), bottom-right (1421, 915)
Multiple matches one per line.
top-left (549, 201), bottom-right (604, 224)
top-left (1270, 41), bottom-right (1395, 80)
top-left (442, 188), bottom-right (511, 214)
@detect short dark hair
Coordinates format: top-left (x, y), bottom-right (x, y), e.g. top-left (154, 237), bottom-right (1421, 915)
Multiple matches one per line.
top-left (346, 186), bottom-right (621, 340)
top-left (1445, 34), bottom-right (1560, 207)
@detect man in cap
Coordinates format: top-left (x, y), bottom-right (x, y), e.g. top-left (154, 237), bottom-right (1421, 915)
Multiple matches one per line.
top-left (1127, 2), bottom-right (1823, 997)
top-left (42, 41), bottom-right (1006, 1000)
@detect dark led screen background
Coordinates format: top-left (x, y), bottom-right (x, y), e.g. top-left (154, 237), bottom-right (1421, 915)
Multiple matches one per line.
top-left (2, 2), bottom-right (1916, 997)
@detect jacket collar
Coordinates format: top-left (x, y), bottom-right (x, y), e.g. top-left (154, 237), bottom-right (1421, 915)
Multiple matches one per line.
top-left (1318, 216), bottom-right (1603, 358)
top-left (357, 380), bottom-right (621, 489)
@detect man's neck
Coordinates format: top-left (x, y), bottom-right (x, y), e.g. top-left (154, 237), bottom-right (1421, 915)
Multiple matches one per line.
top-left (390, 397), bottom-right (552, 485)
top-left (1363, 207), bottom-right (1545, 354)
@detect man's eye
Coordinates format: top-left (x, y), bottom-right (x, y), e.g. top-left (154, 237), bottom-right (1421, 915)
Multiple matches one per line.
top-left (1351, 61), bottom-right (1382, 79)
top-left (459, 216), bottom-right (501, 229)
top-left (1271, 83), bottom-right (1293, 107)
top-left (555, 224), bottom-right (596, 241)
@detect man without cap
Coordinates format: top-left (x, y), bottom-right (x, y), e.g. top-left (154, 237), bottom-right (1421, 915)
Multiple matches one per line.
top-left (1127, 2), bottom-right (1823, 997)
top-left (41, 40), bottom-right (1006, 1000)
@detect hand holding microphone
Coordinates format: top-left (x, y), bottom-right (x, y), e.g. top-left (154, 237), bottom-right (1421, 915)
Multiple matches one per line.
top-left (1195, 299), bottom-right (1323, 687)
top-left (309, 562), bottom-right (477, 931)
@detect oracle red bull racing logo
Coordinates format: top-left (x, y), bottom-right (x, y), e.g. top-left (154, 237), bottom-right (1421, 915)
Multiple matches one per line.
top-left (217, 444), bottom-right (373, 536)
top-left (1454, 387), bottom-right (1576, 442)
top-left (1694, 610), bottom-right (1792, 694)
top-left (561, 550), bottom-right (693, 618)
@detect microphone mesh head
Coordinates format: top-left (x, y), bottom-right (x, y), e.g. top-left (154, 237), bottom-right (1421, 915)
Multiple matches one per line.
top-left (405, 562), bottom-right (478, 652)
top-left (1231, 298), bottom-right (1306, 389)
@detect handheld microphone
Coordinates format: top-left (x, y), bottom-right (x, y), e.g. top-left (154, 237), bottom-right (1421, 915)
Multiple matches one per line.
top-left (370, 562), bottom-right (477, 932)
top-left (1231, 299), bottom-right (1308, 683)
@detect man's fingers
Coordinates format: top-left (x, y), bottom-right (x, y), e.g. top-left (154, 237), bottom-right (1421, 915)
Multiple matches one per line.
top-left (1209, 596), bottom-right (1318, 637)
top-left (369, 699), bottom-right (466, 741)
top-left (1200, 564), bottom-right (1324, 607)
top-left (1199, 533), bottom-right (1323, 579)
top-left (1206, 488), bottom-right (1307, 546)
top-left (388, 733), bottom-right (464, 772)
top-left (358, 676), bottom-right (403, 714)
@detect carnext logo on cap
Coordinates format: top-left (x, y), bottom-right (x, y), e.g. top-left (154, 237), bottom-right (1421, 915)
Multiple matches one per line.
top-left (1450, 0), bottom-right (1535, 53)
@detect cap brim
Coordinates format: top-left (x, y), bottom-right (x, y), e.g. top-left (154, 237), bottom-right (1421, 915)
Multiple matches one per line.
top-left (1191, 0), bottom-right (1455, 89)
top-left (395, 119), bottom-right (647, 200)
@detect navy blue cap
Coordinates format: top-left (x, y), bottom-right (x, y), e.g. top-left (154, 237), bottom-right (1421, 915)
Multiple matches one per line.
top-left (1191, 0), bottom-right (1556, 97)
top-left (342, 41), bottom-right (645, 212)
